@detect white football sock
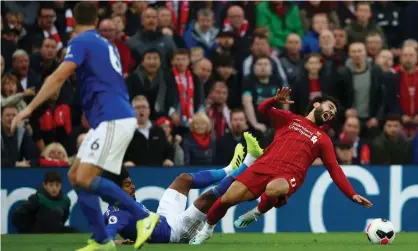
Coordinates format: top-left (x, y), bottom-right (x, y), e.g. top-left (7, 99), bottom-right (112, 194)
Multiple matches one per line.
top-left (243, 153), bottom-right (256, 167)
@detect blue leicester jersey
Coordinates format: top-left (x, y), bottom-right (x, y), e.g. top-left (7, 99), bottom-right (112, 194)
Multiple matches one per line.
top-left (64, 30), bottom-right (135, 128)
top-left (103, 203), bottom-right (171, 243)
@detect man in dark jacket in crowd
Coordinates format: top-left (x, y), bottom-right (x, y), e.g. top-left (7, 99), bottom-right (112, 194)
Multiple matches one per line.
top-left (12, 171), bottom-right (74, 233)
top-left (371, 114), bottom-right (412, 165)
top-left (1, 105), bottom-right (38, 168)
top-left (124, 95), bottom-right (174, 167)
top-left (337, 42), bottom-right (385, 139)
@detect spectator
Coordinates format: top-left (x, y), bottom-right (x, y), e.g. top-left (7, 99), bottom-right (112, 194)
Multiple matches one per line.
top-left (206, 81), bottom-right (231, 140)
top-left (11, 50), bottom-right (41, 104)
top-left (375, 49), bottom-right (394, 73)
top-left (213, 55), bottom-right (241, 109)
top-left (124, 95), bottom-right (174, 167)
top-left (208, 31), bottom-right (235, 63)
top-left (182, 112), bottom-right (215, 165)
top-left (21, 5), bottom-right (64, 53)
top-left (333, 28), bottom-right (348, 55)
top-left (183, 8), bottom-right (219, 56)
top-left (299, 1), bottom-right (340, 33)
top-left (345, 2), bottom-right (386, 45)
top-left (256, 1), bottom-right (303, 49)
top-left (242, 56), bottom-right (284, 133)
top-left (222, 5), bottom-right (252, 65)
top-left (156, 117), bottom-right (184, 166)
top-left (1, 73), bottom-right (35, 112)
top-left (125, 1), bottom-right (148, 36)
top-left (29, 38), bottom-right (59, 81)
top-left (373, 1), bottom-right (402, 48)
top-left (302, 13), bottom-right (330, 54)
top-left (386, 46), bottom-right (418, 139)
top-left (52, 1), bottom-right (73, 47)
top-left (336, 0), bottom-right (356, 27)
top-left (319, 30), bottom-right (346, 77)
top-left (158, 7), bottom-right (186, 49)
top-left (338, 42), bottom-right (385, 139)
top-left (338, 116), bottom-right (371, 165)
top-left (167, 49), bottom-right (203, 130)
top-left (39, 142), bottom-right (70, 167)
top-left (126, 48), bottom-right (172, 120)
top-left (1, 105), bottom-right (38, 168)
top-left (291, 53), bottom-right (336, 116)
top-left (335, 141), bottom-right (355, 165)
top-left (99, 19), bottom-right (134, 79)
top-left (164, 0), bottom-right (189, 36)
top-left (280, 33), bottom-right (303, 78)
top-left (365, 32), bottom-right (384, 59)
top-left (111, 15), bottom-right (128, 42)
top-left (371, 115), bottom-right (412, 165)
top-left (30, 88), bottom-right (75, 155)
top-left (127, 7), bottom-right (176, 68)
top-left (190, 47), bottom-right (205, 68)
top-left (193, 58), bottom-right (213, 97)
top-left (12, 171), bottom-right (73, 233)
top-left (2, 1), bottom-right (40, 28)
top-left (1, 26), bottom-right (19, 72)
top-left (242, 32), bottom-right (289, 87)
top-left (215, 109), bottom-right (249, 165)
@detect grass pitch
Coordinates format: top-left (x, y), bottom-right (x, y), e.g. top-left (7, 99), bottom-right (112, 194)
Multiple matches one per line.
top-left (1, 233), bottom-right (417, 251)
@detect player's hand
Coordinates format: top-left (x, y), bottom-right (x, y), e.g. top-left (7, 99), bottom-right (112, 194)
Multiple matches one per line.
top-left (11, 107), bottom-right (32, 133)
top-left (413, 115), bottom-right (418, 125)
top-left (124, 161), bottom-right (136, 167)
top-left (352, 194), bottom-right (373, 208)
top-left (274, 87), bottom-right (294, 104)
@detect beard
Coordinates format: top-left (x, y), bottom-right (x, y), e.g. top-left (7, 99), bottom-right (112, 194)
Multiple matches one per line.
top-left (314, 107), bottom-right (327, 126)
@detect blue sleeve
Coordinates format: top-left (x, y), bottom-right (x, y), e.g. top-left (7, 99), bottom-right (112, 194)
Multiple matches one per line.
top-left (104, 211), bottom-right (129, 240)
top-left (64, 38), bottom-right (86, 66)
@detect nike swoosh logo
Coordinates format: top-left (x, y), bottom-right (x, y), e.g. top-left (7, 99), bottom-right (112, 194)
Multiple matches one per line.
top-left (145, 221), bottom-right (152, 230)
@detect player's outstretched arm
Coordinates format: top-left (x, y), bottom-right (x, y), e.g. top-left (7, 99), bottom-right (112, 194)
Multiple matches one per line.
top-left (11, 62), bottom-right (77, 132)
top-left (257, 87), bottom-right (294, 128)
top-left (320, 137), bottom-right (373, 208)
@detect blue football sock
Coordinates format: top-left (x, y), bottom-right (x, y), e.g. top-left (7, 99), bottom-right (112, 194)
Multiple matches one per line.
top-left (210, 175), bottom-right (235, 198)
top-left (77, 189), bottom-right (110, 244)
top-left (89, 176), bottom-right (149, 220)
top-left (189, 169), bottom-right (227, 188)
top-left (230, 163), bottom-right (248, 178)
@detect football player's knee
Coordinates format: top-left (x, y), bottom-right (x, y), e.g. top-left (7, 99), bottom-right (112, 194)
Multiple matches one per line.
top-left (265, 179), bottom-right (289, 197)
top-left (67, 170), bottom-right (76, 186)
top-left (176, 173), bottom-right (193, 186)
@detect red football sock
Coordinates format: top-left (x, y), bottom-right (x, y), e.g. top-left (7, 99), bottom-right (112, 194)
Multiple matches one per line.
top-left (257, 193), bottom-right (278, 214)
top-left (206, 198), bottom-right (231, 225)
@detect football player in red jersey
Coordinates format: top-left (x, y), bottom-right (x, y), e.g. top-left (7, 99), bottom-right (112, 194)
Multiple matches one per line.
top-left (190, 87), bottom-right (373, 244)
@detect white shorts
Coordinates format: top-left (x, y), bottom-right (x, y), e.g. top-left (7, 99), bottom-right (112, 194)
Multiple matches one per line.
top-left (77, 118), bottom-right (137, 174)
top-left (156, 189), bottom-right (206, 243)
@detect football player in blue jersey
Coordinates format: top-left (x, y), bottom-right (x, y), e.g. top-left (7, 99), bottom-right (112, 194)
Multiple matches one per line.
top-left (11, 2), bottom-right (159, 250)
top-left (100, 133), bottom-right (263, 245)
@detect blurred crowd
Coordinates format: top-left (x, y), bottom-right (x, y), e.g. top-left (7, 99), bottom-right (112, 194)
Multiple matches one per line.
top-left (1, 1), bottom-right (418, 169)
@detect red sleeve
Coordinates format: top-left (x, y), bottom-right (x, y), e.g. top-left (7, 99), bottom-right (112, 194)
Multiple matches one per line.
top-left (257, 97), bottom-right (293, 129)
top-left (319, 136), bottom-right (356, 198)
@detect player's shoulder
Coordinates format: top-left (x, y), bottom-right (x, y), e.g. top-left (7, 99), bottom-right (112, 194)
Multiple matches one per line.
top-left (70, 30), bottom-right (103, 46)
top-left (316, 129), bottom-right (332, 145)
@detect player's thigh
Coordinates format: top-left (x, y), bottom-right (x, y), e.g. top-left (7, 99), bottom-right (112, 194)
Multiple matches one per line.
top-left (68, 158), bottom-right (80, 186)
top-left (79, 118), bottom-right (136, 175)
top-left (221, 180), bottom-right (256, 206)
top-left (156, 188), bottom-right (187, 224)
top-left (265, 174), bottom-right (300, 198)
top-left (167, 173), bottom-right (193, 196)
